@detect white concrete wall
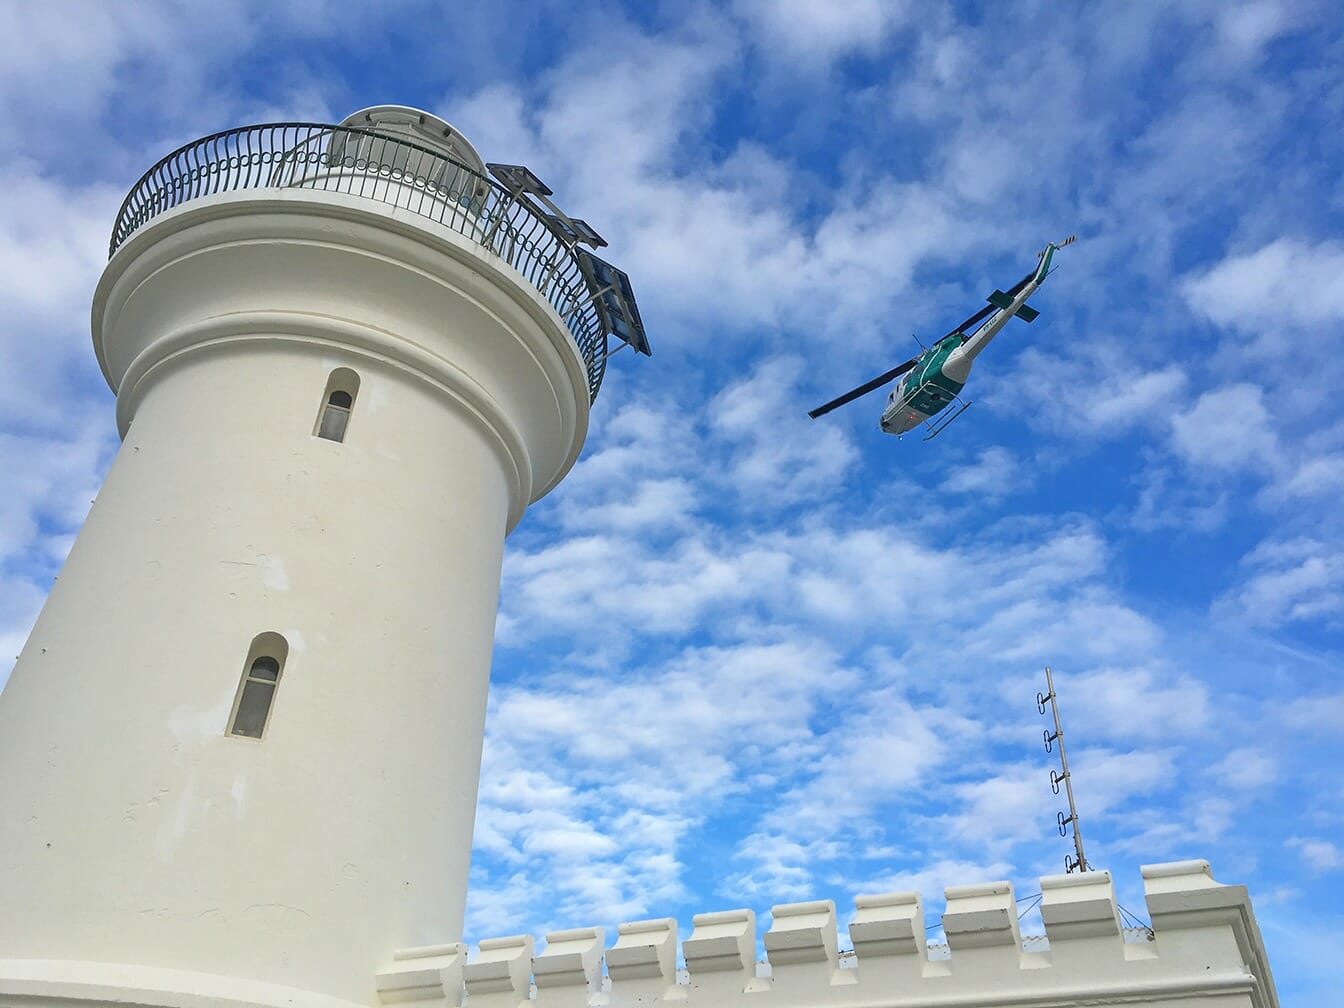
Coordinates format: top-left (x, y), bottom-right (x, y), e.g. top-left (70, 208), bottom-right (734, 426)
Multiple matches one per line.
top-left (371, 861), bottom-right (1277, 1008)
top-left (0, 860), bottom-right (1278, 1008)
top-left (0, 174), bottom-right (589, 1005)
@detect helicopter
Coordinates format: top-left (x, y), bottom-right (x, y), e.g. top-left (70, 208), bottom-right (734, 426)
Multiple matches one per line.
top-left (808, 237), bottom-right (1076, 439)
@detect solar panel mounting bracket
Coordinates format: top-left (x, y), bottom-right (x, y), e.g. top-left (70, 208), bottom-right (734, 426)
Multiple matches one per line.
top-left (485, 162), bottom-right (607, 249)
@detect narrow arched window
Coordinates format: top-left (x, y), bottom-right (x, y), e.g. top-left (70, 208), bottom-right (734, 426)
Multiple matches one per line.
top-left (318, 389), bottom-right (352, 441)
top-left (227, 633), bottom-right (289, 739)
top-left (315, 368), bottom-right (360, 442)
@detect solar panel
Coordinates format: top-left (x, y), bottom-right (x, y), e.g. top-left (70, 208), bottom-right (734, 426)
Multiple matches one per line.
top-left (543, 214), bottom-right (608, 248)
top-left (576, 249), bottom-right (651, 357)
top-left (485, 163), bottom-right (553, 197)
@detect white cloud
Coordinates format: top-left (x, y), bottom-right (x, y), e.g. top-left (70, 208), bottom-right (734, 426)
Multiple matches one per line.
top-left (952, 595), bottom-right (1156, 666)
top-left (1082, 366), bottom-right (1188, 430)
top-left (1114, 794), bottom-right (1239, 857)
top-left (710, 357), bottom-right (857, 504)
top-left (1183, 238), bottom-right (1344, 338)
top-left (763, 689), bottom-right (946, 839)
top-left (728, 833), bottom-right (821, 901)
top-left (0, 3), bottom-right (189, 146)
top-left (1169, 383), bottom-right (1278, 472)
top-left (486, 642), bottom-right (840, 813)
top-left (1262, 453), bottom-right (1344, 502)
top-left (467, 637), bottom-right (856, 930)
top-left (732, 0), bottom-right (912, 64)
top-left (1212, 0), bottom-right (1304, 60)
top-left (1208, 747), bottom-right (1278, 790)
top-left (562, 477), bottom-right (701, 535)
top-left (1000, 346), bottom-right (1189, 442)
top-left (1131, 464), bottom-right (1229, 533)
top-left (779, 520), bottom-right (1125, 669)
top-left (1217, 537), bottom-right (1344, 628)
top-left (939, 447), bottom-right (1020, 496)
top-left (499, 531), bottom-right (795, 647)
top-left (946, 766), bottom-right (1050, 849)
top-left (0, 1), bottom-right (365, 166)
top-left (1287, 837), bottom-right (1343, 873)
top-left (1064, 666), bottom-right (1209, 741)
top-left (1122, 87), bottom-right (1274, 223)
top-left (1072, 748), bottom-right (1178, 812)
top-left (950, 748), bottom-right (1178, 862)
top-left (1282, 692), bottom-right (1344, 733)
top-left (0, 172), bottom-right (122, 427)
top-left (450, 29), bottom-right (990, 361)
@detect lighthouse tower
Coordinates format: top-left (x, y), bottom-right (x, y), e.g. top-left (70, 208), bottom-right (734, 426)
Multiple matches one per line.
top-left (0, 107), bottom-right (646, 1008)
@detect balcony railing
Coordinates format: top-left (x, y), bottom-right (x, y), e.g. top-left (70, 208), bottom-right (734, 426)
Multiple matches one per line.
top-left (109, 123), bottom-right (608, 401)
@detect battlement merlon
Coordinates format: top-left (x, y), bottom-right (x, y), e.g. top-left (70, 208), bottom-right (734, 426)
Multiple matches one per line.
top-left (378, 860), bottom-right (1278, 1008)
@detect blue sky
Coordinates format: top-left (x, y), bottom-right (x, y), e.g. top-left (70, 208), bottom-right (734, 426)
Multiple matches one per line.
top-left (2, 0), bottom-right (1342, 1001)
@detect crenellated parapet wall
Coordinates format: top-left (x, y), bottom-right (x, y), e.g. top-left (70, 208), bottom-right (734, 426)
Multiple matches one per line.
top-left (376, 861), bottom-right (1278, 1008)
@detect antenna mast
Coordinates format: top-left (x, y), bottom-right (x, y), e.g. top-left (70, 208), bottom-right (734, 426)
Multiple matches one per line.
top-left (1037, 666), bottom-right (1089, 873)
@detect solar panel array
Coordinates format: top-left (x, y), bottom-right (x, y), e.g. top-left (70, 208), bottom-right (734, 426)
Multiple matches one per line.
top-left (575, 249), bottom-right (651, 357)
top-left (488, 162), bottom-right (649, 359)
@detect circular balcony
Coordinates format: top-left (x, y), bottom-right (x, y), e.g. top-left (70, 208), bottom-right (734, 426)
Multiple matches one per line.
top-left (109, 122), bottom-right (610, 401)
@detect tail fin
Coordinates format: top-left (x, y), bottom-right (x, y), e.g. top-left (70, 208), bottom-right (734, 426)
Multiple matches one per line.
top-left (1034, 234), bottom-right (1076, 283)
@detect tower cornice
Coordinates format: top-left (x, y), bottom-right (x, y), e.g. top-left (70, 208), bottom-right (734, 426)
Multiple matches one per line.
top-left (93, 189), bottom-right (592, 521)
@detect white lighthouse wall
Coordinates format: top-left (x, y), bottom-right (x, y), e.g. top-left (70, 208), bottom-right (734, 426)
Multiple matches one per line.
top-left (0, 184), bottom-right (592, 1006)
top-left (93, 192), bottom-right (592, 518)
top-left (0, 339), bottom-right (508, 999)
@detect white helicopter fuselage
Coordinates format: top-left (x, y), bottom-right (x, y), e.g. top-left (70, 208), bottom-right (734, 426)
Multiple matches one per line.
top-left (878, 275), bottom-right (1044, 437)
top-left (808, 237), bottom-right (1073, 440)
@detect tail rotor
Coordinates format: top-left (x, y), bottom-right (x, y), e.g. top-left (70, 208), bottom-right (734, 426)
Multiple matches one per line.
top-left (1037, 234), bottom-right (1078, 259)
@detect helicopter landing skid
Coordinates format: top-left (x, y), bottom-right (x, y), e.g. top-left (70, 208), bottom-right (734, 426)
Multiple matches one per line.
top-left (920, 393), bottom-right (972, 441)
top-left (888, 379), bottom-right (973, 440)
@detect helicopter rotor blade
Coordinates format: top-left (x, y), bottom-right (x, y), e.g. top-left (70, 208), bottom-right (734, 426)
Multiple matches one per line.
top-left (808, 357), bottom-right (919, 419)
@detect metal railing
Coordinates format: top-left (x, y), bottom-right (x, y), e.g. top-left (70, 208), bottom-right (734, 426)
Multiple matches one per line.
top-left (109, 123), bottom-right (608, 401)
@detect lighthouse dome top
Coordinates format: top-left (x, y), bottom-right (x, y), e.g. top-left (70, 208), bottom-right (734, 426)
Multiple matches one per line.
top-left (340, 105), bottom-right (486, 175)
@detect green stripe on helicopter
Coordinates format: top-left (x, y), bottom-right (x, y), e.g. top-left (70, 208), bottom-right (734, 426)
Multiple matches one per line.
top-left (898, 339), bottom-right (965, 415)
top-left (1035, 243), bottom-right (1056, 281)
